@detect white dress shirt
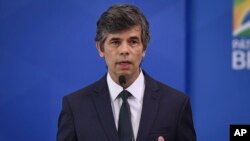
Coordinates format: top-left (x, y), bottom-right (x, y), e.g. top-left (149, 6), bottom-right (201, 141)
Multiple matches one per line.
top-left (107, 71), bottom-right (145, 140)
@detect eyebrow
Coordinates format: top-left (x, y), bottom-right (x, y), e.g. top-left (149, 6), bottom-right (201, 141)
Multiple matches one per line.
top-left (109, 37), bottom-right (121, 41)
top-left (129, 36), bottom-right (140, 40)
top-left (108, 36), bottom-right (140, 41)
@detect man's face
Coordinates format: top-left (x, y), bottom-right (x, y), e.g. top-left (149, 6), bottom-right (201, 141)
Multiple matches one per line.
top-left (96, 25), bottom-right (146, 84)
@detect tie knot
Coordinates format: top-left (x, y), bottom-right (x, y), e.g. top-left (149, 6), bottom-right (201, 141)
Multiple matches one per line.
top-left (119, 90), bottom-right (132, 101)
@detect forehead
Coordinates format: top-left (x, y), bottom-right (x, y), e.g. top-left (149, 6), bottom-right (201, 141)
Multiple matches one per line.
top-left (105, 26), bottom-right (142, 40)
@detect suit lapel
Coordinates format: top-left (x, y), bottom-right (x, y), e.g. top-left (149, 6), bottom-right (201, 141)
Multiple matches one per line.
top-left (92, 75), bottom-right (119, 141)
top-left (136, 73), bottom-right (161, 141)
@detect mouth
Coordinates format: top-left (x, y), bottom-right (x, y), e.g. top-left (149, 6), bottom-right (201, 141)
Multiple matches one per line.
top-left (117, 61), bottom-right (132, 70)
top-left (118, 60), bottom-right (132, 64)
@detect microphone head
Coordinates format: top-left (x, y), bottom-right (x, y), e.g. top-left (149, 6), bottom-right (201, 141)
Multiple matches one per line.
top-left (119, 75), bottom-right (126, 87)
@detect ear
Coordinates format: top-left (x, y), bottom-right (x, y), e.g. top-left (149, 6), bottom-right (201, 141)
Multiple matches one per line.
top-left (96, 42), bottom-right (104, 57)
top-left (142, 50), bottom-right (146, 58)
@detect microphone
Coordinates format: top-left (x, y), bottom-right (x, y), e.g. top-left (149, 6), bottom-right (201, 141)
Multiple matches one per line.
top-left (118, 75), bottom-right (135, 141)
top-left (119, 75), bottom-right (126, 89)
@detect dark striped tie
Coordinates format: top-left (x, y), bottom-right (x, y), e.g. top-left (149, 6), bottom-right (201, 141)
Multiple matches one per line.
top-left (118, 90), bottom-right (133, 141)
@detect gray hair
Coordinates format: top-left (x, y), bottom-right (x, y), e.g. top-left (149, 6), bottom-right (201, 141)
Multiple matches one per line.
top-left (95, 4), bottom-right (150, 51)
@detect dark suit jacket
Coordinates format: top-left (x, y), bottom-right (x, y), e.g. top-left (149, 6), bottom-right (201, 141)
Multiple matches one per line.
top-left (57, 72), bottom-right (196, 141)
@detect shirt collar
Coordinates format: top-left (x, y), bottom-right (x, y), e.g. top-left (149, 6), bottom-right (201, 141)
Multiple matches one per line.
top-left (107, 70), bottom-right (145, 102)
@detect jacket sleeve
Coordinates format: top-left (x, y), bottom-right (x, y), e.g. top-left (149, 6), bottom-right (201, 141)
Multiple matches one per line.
top-left (176, 97), bottom-right (196, 141)
top-left (57, 96), bottom-right (77, 141)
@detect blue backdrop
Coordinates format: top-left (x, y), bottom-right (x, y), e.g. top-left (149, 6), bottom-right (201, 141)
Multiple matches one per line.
top-left (187, 0), bottom-right (250, 140)
top-left (1, 0), bottom-right (249, 141)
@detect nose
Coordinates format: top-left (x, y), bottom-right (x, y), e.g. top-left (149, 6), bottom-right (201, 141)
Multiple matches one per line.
top-left (120, 42), bottom-right (130, 56)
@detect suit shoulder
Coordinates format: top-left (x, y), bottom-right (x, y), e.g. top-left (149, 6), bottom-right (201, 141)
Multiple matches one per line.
top-left (65, 75), bottom-right (106, 100)
top-left (160, 81), bottom-right (187, 96)
top-left (152, 80), bottom-right (191, 112)
top-left (144, 71), bottom-right (188, 99)
top-left (150, 77), bottom-right (189, 101)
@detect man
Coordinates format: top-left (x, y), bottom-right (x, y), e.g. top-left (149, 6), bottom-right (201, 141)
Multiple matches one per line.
top-left (57, 4), bottom-right (196, 141)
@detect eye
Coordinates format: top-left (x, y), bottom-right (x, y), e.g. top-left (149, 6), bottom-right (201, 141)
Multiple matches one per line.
top-left (130, 39), bottom-right (139, 46)
top-left (110, 40), bottom-right (120, 47)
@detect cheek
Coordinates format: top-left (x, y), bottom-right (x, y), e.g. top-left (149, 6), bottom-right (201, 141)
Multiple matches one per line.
top-left (135, 55), bottom-right (143, 65)
top-left (137, 52), bottom-right (145, 60)
top-left (104, 55), bottom-right (115, 66)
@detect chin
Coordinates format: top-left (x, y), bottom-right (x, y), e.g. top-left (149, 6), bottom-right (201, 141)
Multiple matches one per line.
top-left (117, 70), bottom-right (131, 76)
